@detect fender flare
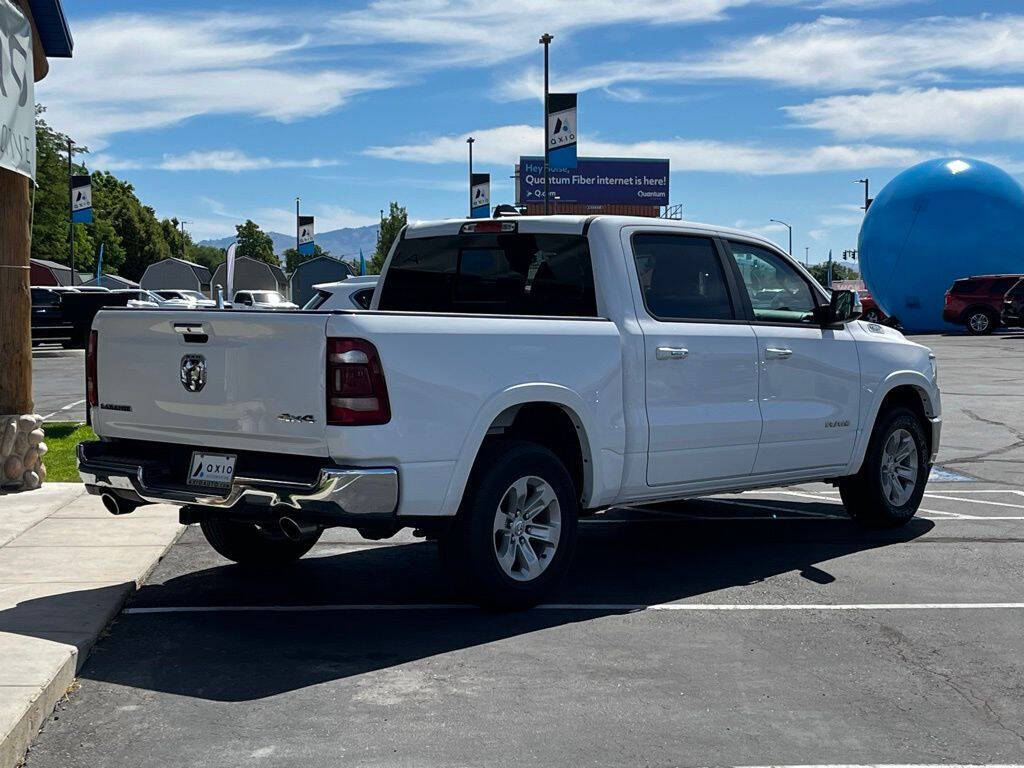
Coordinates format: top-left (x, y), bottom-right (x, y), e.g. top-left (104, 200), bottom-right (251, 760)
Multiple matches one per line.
top-left (437, 384), bottom-right (603, 518)
top-left (848, 370), bottom-right (938, 474)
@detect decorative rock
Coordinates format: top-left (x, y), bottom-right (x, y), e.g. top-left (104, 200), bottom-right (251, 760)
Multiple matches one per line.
top-left (1, 420), bottom-right (15, 456)
top-left (37, 441), bottom-right (48, 456)
top-left (22, 470), bottom-right (40, 490)
top-left (5, 455), bottom-right (24, 481)
top-left (23, 448), bottom-right (39, 470)
top-left (17, 415), bottom-right (36, 432)
top-left (12, 431), bottom-right (28, 456)
top-left (28, 428), bottom-right (44, 446)
top-left (37, 463), bottom-right (46, 482)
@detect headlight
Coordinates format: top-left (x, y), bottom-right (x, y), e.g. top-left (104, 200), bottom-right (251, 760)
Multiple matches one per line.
top-left (929, 353), bottom-right (938, 385)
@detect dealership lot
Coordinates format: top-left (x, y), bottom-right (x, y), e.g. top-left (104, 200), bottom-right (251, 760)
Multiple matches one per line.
top-left (22, 331), bottom-right (1024, 767)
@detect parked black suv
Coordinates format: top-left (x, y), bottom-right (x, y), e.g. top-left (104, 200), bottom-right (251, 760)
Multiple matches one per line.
top-left (30, 287), bottom-right (74, 344)
top-left (1002, 278), bottom-right (1024, 329)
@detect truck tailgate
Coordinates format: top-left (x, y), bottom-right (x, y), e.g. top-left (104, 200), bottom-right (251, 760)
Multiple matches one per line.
top-left (92, 309), bottom-right (330, 455)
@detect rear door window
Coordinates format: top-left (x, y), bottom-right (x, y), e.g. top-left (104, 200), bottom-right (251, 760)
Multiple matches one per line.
top-left (991, 277), bottom-right (1018, 295)
top-left (631, 234), bottom-right (734, 321)
top-left (378, 232), bottom-right (597, 317)
top-left (31, 289), bottom-right (60, 306)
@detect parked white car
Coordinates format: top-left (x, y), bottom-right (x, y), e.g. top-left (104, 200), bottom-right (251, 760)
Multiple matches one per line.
top-left (153, 289), bottom-right (217, 308)
top-left (303, 275), bottom-right (378, 310)
top-left (80, 216), bottom-right (940, 608)
top-left (232, 290), bottom-right (297, 310)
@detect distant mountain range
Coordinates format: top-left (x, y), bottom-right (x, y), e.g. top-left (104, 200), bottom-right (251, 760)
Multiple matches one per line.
top-left (200, 224), bottom-right (378, 261)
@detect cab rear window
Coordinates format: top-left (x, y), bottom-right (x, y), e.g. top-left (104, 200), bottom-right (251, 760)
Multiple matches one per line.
top-left (378, 232), bottom-right (597, 317)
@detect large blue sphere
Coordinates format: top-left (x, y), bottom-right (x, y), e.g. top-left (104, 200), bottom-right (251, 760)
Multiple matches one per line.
top-left (859, 158), bottom-right (1024, 331)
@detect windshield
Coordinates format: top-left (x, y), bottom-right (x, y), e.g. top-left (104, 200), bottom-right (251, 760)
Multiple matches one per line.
top-left (251, 292), bottom-right (284, 304)
top-left (180, 290), bottom-right (206, 300)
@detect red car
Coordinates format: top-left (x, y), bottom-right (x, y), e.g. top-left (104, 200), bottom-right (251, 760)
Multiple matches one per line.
top-left (943, 274), bottom-right (1023, 335)
top-left (857, 290), bottom-right (887, 324)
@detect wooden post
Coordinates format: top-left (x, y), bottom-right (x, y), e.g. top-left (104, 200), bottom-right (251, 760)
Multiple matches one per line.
top-left (0, 169), bottom-right (33, 415)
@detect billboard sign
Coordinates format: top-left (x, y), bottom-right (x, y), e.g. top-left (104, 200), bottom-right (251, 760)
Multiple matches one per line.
top-left (546, 93), bottom-right (577, 170)
top-left (297, 215), bottom-right (314, 255)
top-left (518, 156), bottom-right (669, 206)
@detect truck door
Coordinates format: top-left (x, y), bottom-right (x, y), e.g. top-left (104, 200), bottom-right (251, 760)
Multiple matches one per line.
top-left (722, 239), bottom-right (860, 475)
top-left (625, 229), bottom-right (762, 486)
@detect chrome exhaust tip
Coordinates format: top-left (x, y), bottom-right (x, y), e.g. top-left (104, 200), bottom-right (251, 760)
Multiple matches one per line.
top-left (279, 516), bottom-right (318, 542)
top-left (101, 492), bottom-right (137, 516)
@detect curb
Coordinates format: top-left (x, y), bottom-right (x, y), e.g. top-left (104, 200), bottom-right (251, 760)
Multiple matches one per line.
top-left (0, 517), bottom-right (185, 768)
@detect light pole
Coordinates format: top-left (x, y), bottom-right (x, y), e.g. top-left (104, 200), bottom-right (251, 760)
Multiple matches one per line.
top-left (853, 178), bottom-right (870, 210)
top-left (179, 220), bottom-right (190, 260)
top-left (295, 196), bottom-right (301, 252)
top-left (466, 136), bottom-right (474, 217)
top-left (67, 138), bottom-right (75, 285)
top-left (804, 246), bottom-right (810, 267)
top-left (769, 218), bottom-right (792, 255)
top-left (539, 32), bottom-right (553, 216)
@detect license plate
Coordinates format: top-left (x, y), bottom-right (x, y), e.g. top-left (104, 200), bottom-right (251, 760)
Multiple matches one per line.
top-left (187, 452), bottom-right (237, 489)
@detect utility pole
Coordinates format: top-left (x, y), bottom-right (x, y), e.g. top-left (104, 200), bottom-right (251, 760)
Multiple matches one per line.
top-left (539, 32), bottom-right (553, 215)
top-left (466, 136), bottom-right (474, 217)
top-left (179, 220), bottom-right (189, 260)
top-left (853, 178), bottom-right (870, 210)
top-left (769, 218), bottom-right (792, 255)
top-left (0, 161), bottom-right (32, 417)
top-left (295, 197), bottom-right (300, 252)
top-left (67, 139), bottom-right (75, 285)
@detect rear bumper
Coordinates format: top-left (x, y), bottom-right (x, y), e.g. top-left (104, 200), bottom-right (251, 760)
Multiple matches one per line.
top-left (77, 442), bottom-right (398, 522)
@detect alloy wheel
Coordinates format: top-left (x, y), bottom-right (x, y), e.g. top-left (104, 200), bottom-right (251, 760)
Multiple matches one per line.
top-left (969, 312), bottom-right (991, 333)
top-left (880, 427), bottom-right (919, 506)
top-left (492, 475), bottom-right (561, 582)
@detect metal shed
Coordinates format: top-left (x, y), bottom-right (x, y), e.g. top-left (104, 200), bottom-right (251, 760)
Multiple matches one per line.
top-left (211, 256), bottom-right (290, 300)
top-left (81, 274), bottom-right (138, 289)
top-left (30, 258), bottom-right (73, 286)
top-left (140, 257), bottom-right (213, 296)
top-left (288, 256), bottom-right (353, 307)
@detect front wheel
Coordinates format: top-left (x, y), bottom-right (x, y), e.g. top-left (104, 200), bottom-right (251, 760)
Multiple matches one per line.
top-left (862, 309), bottom-right (882, 323)
top-left (966, 309), bottom-right (996, 335)
top-left (199, 511), bottom-right (321, 566)
top-left (839, 406), bottom-right (929, 528)
top-left (438, 439), bottom-right (578, 609)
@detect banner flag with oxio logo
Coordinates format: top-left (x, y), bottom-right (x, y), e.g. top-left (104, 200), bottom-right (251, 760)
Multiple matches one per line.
top-left (546, 93), bottom-right (577, 170)
top-left (71, 175), bottom-right (93, 223)
top-left (0, 0), bottom-right (34, 179)
top-left (470, 173), bottom-right (490, 218)
top-left (298, 215), bottom-right (315, 255)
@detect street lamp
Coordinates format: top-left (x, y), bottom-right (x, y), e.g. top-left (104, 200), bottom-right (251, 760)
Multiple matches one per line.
top-left (466, 136), bottom-right (474, 218)
top-left (179, 220), bottom-right (190, 260)
top-left (769, 218), bottom-right (792, 255)
top-left (804, 246), bottom-right (810, 267)
top-left (539, 32), bottom-right (553, 215)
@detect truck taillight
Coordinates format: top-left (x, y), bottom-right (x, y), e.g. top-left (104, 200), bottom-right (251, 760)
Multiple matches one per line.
top-left (86, 330), bottom-right (98, 418)
top-left (944, 291), bottom-right (951, 306)
top-left (326, 338), bottom-right (390, 426)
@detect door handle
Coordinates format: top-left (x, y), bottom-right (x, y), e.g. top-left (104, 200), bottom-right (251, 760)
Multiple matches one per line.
top-left (656, 346), bottom-right (688, 360)
top-left (764, 347), bottom-right (793, 359)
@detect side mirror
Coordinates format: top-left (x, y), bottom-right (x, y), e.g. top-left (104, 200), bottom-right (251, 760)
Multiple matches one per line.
top-left (813, 289), bottom-right (860, 325)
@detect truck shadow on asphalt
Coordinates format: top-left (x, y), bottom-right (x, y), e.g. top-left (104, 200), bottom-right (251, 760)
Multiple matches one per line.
top-left (1, 500), bottom-right (934, 702)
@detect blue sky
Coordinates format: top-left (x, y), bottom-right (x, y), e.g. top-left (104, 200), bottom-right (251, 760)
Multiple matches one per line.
top-left (37, 0), bottom-right (1024, 264)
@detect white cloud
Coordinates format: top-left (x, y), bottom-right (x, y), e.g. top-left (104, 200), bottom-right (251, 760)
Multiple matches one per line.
top-left (37, 13), bottom-right (393, 148)
top-left (157, 150), bottom-right (340, 172)
top-left (365, 124), bottom-right (933, 174)
top-left (785, 87), bottom-right (1024, 142)
top-left (332, 0), bottom-right (755, 67)
top-left (500, 14), bottom-right (1024, 99)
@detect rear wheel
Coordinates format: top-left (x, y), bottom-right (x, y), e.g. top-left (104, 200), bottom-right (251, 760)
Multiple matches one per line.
top-left (199, 511), bottom-right (321, 566)
top-left (438, 439), bottom-right (578, 609)
top-left (862, 308), bottom-right (882, 323)
top-left (966, 308), bottom-right (996, 335)
top-left (839, 406), bottom-right (929, 528)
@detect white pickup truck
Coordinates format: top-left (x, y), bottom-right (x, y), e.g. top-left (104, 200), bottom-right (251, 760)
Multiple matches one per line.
top-left (79, 215), bottom-right (941, 607)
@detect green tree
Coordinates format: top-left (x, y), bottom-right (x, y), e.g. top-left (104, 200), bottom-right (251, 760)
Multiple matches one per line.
top-left (188, 244), bottom-right (225, 272)
top-left (234, 219), bottom-right (277, 265)
top-left (31, 106), bottom-right (85, 267)
top-left (90, 172), bottom-right (170, 281)
top-left (371, 202), bottom-right (406, 274)
top-left (282, 243), bottom-right (330, 273)
top-left (808, 261), bottom-right (859, 286)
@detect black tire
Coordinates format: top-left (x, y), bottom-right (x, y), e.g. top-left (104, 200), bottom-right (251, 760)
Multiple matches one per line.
top-left (438, 439), bottom-right (578, 610)
top-left (199, 511), bottom-right (321, 566)
top-left (862, 309), bottom-right (882, 323)
top-left (839, 406), bottom-right (929, 528)
top-left (965, 308), bottom-right (996, 335)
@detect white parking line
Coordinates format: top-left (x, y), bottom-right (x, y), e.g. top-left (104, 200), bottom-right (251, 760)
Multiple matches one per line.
top-left (923, 494), bottom-right (1024, 509)
top-left (733, 764), bottom-right (1024, 768)
top-left (122, 602), bottom-right (1024, 615)
top-left (41, 398), bottom-right (85, 421)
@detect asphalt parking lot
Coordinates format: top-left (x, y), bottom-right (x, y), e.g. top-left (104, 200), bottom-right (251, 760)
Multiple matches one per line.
top-left (30, 346), bottom-right (87, 423)
top-left (23, 331), bottom-right (1024, 767)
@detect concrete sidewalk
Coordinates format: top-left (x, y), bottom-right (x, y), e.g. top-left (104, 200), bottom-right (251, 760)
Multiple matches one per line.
top-left (0, 484), bottom-right (182, 768)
